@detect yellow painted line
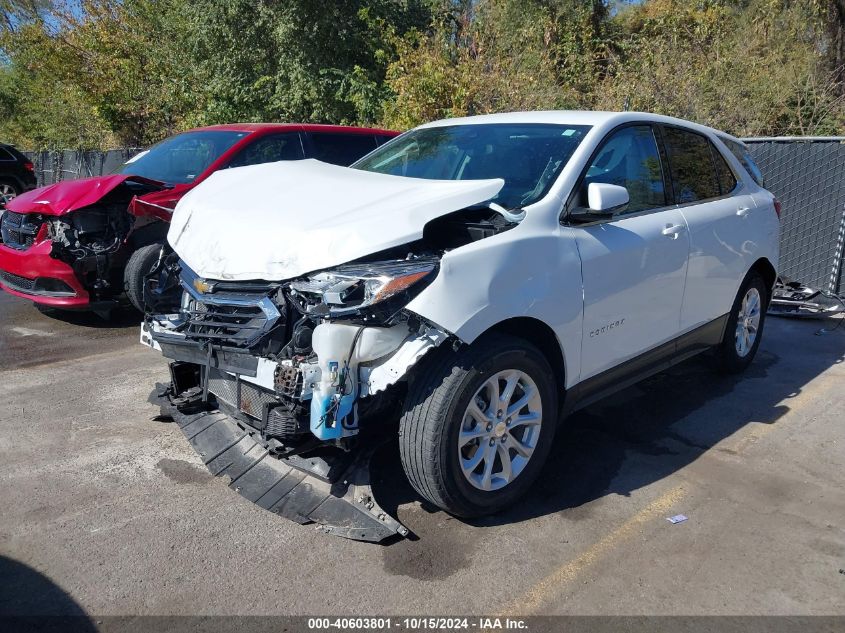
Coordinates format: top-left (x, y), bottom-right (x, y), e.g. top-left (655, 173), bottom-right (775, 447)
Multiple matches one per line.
top-left (496, 365), bottom-right (841, 619)
top-left (499, 369), bottom-right (839, 618)
top-left (498, 484), bottom-right (686, 617)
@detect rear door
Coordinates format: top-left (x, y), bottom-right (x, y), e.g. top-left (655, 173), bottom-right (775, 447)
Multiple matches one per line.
top-left (661, 126), bottom-right (758, 330)
top-left (568, 124), bottom-right (691, 380)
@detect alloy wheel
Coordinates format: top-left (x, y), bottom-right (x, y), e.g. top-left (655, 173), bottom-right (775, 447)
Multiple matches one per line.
top-left (735, 286), bottom-right (762, 357)
top-left (458, 369), bottom-right (543, 492)
top-left (0, 183), bottom-right (17, 205)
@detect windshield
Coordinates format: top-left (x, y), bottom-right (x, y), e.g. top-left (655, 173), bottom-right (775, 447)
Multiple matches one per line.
top-left (115, 130), bottom-right (249, 185)
top-left (352, 123), bottom-right (591, 209)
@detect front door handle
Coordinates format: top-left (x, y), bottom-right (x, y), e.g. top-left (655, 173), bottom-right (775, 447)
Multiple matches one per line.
top-left (661, 224), bottom-right (685, 239)
top-left (736, 206), bottom-right (751, 217)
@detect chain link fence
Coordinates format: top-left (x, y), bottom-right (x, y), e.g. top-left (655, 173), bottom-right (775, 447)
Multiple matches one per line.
top-left (22, 148), bottom-right (143, 187)
top-left (744, 138), bottom-right (845, 295)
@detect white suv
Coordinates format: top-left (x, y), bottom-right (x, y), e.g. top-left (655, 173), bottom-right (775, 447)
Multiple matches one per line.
top-left (144, 111), bottom-right (779, 541)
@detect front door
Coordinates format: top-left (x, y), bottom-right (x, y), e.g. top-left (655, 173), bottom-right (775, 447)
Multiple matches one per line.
top-left (567, 124), bottom-right (690, 380)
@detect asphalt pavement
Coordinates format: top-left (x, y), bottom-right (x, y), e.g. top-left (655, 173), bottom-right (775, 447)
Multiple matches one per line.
top-left (1, 290), bottom-right (843, 617)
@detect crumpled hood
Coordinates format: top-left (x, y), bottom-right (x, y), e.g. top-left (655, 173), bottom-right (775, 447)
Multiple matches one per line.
top-left (6, 174), bottom-right (165, 216)
top-left (168, 159), bottom-right (504, 281)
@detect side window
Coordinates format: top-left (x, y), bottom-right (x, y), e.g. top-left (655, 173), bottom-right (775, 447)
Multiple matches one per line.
top-left (0, 148), bottom-right (15, 162)
top-left (711, 145), bottom-right (737, 195)
top-left (374, 134), bottom-right (394, 147)
top-left (581, 125), bottom-right (666, 213)
top-left (662, 127), bottom-right (721, 203)
top-left (307, 133), bottom-right (378, 166)
top-left (228, 133), bottom-right (304, 168)
top-left (720, 137), bottom-right (765, 187)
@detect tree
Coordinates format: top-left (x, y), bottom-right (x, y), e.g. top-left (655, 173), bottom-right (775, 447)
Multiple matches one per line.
top-left (382, 0), bottom-right (611, 129)
top-left (0, 0), bottom-right (197, 148)
top-left (182, 0), bottom-right (429, 127)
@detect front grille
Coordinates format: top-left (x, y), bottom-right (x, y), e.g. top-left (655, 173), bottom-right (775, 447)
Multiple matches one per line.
top-left (184, 296), bottom-right (279, 348)
top-left (0, 270), bottom-right (35, 292)
top-left (208, 370), bottom-right (278, 421)
top-left (1, 211), bottom-right (42, 250)
top-left (175, 264), bottom-right (284, 349)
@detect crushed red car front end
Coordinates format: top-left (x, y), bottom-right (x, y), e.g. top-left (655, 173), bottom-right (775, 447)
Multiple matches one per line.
top-left (0, 227), bottom-right (90, 306)
top-left (0, 175), bottom-right (169, 308)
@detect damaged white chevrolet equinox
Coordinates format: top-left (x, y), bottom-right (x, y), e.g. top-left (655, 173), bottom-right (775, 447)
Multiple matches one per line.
top-left (143, 111), bottom-right (779, 541)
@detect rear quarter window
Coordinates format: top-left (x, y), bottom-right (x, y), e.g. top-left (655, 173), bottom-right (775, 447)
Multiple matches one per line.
top-left (720, 136), bottom-right (765, 187)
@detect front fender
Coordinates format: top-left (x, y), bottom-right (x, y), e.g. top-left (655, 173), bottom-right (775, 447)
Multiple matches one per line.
top-left (405, 225), bottom-right (584, 388)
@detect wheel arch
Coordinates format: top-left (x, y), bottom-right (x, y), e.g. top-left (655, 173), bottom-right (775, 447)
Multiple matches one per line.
top-left (749, 257), bottom-right (777, 301)
top-left (0, 174), bottom-right (24, 191)
top-left (127, 219), bottom-right (169, 249)
top-left (480, 317), bottom-right (567, 391)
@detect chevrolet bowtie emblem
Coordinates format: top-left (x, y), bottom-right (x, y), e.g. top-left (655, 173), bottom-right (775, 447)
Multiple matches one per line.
top-left (193, 278), bottom-right (215, 294)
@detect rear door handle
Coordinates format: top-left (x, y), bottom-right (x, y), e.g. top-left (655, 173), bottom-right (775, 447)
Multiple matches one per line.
top-left (736, 206), bottom-right (751, 217)
top-left (661, 224), bottom-right (685, 239)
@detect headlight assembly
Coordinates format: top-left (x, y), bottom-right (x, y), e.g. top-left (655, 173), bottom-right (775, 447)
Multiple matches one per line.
top-left (289, 257), bottom-right (439, 319)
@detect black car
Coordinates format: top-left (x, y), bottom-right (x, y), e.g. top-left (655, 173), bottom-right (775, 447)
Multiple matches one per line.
top-left (0, 144), bottom-right (37, 207)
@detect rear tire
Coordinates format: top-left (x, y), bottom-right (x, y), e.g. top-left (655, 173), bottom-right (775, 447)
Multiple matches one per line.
top-left (124, 243), bottom-right (164, 312)
top-left (399, 333), bottom-right (557, 518)
top-left (714, 270), bottom-right (768, 374)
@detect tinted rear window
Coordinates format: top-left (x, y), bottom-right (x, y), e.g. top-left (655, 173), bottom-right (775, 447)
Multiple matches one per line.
top-left (663, 127), bottom-right (721, 203)
top-left (721, 137), bottom-right (764, 186)
top-left (307, 133), bottom-right (379, 166)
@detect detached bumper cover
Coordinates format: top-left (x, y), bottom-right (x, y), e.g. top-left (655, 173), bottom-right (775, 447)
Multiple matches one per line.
top-left (153, 386), bottom-right (408, 543)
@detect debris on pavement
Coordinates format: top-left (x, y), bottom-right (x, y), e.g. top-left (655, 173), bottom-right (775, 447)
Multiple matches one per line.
top-left (667, 514), bottom-right (689, 524)
top-left (768, 277), bottom-right (845, 318)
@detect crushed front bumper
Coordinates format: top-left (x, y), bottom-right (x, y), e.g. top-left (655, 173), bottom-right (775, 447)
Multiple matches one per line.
top-left (151, 383), bottom-right (409, 543)
top-left (0, 240), bottom-right (90, 306)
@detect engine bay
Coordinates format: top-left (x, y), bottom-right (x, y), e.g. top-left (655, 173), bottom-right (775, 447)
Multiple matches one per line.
top-left (144, 204), bottom-right (519, 452)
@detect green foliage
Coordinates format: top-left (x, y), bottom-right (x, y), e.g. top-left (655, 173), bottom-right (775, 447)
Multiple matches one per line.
top-left (181, 0), bottom-right (428, 127)
top-left (594, 0), bottom-right (845, 136)
top-left (0, 0), bottom-right (198, 148)
top-left (381, 0), bottom-right (607, 129)
top-left (1, 0), bottom-right (844, 149)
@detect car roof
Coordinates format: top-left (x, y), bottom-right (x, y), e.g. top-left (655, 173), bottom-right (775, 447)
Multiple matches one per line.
top-left (0, 143), bottom-right (27, 159)
top-left (416, 110), bottom-right (741, 144)
top-left (183, 123), bottom-right (399, 136)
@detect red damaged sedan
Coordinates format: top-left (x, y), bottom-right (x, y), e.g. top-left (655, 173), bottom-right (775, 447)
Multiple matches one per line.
top-left (0, 123), bottom-right (397, 315)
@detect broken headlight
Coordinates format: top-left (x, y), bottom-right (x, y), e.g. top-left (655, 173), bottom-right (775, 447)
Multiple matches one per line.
top-left (288, 257), bottom-right (439, 321)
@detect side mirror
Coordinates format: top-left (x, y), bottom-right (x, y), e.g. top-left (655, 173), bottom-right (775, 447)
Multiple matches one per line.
top-left (588, 182), bottom-right (629, 212)
top-left (567, 183), bottom-right (630, 224)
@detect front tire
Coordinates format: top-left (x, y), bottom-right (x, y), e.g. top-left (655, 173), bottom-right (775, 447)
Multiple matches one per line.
top-left (124, 243), bottom-right (164, 312)
top-left (399, 333), bottom-right (557, 518)
top-left (714, 270), bottom-right (768, 373)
